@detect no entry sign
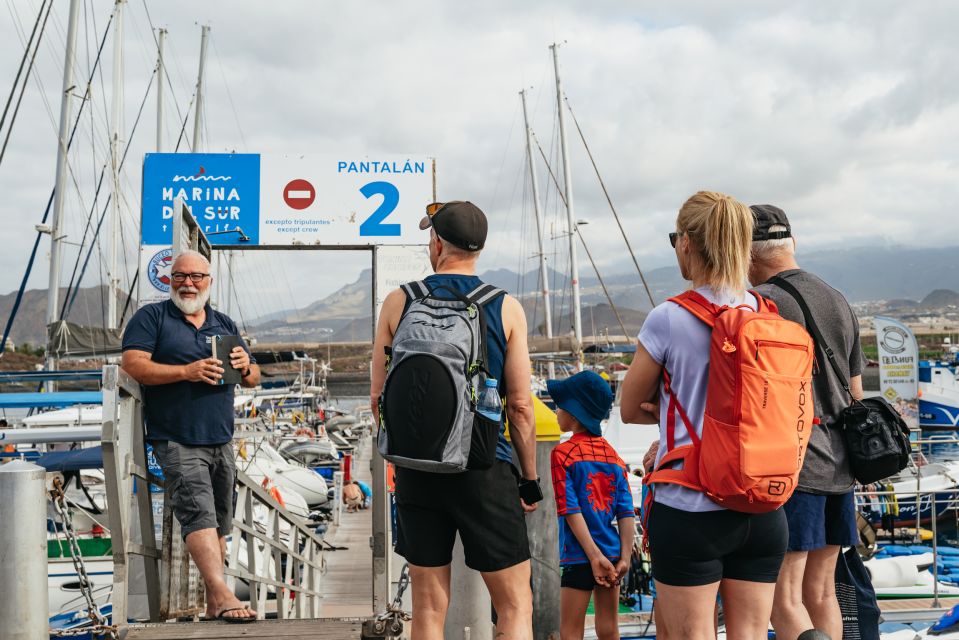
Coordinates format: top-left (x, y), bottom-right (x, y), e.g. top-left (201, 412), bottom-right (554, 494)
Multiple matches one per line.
top-left (284, 178), bottom-right (315, 210)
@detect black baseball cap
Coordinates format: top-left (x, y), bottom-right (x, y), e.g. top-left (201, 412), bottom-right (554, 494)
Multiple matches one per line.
top-left (750, 204), bottom-right (792, 241)
top-left (419, 201), bottom-right (488, 251)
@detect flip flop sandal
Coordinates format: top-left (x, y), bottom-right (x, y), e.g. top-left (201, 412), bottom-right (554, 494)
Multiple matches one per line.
top-left (217, 607), bottom-right (256, 624)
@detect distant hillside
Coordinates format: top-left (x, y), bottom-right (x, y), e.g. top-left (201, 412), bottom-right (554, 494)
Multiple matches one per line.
top-left (4, 245), bottom-right (957, 348)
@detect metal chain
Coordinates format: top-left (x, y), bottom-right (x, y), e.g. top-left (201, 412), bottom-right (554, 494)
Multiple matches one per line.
top-left (377, 562), bottom-right (411, 622)
top-left (49, 476), bottom-right (118, 640)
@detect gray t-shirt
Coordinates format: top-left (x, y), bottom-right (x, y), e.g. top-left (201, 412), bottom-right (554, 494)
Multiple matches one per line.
top-left (755, 269), bottom-right (865, 495)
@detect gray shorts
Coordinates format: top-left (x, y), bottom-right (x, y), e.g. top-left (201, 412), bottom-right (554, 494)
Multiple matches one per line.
top-left (151, 440), bottom-right (236, 539)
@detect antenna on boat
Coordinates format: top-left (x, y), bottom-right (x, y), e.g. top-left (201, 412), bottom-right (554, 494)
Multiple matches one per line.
top-left (520, 89), bottom-right (556, 379)
top-left (550, 42), bottom-right (584, 370)
top-left (44, 0), bottom-right (82, 388)
top-left (107, 0), bottom-right (125, 329)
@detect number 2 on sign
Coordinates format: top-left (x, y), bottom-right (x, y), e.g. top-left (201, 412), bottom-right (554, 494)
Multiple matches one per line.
top-left (359, 181), bottom-right (401, 236)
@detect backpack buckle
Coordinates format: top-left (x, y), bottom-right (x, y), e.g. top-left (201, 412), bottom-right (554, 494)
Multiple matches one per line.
top-left (467, 304), bottom-right (478, 319)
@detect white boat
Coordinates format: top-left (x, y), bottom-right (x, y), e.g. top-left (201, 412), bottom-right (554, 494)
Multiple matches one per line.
top-left (920, 357), bottom-right (959, 429)
top-left (236, 440), bottom-right (329, 508)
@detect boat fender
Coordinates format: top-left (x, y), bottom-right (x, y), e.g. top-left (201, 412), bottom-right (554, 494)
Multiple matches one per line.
top-left (797, 631), bottom-right (831, 640)
top-left (930, 603), bottom-right (959, 636)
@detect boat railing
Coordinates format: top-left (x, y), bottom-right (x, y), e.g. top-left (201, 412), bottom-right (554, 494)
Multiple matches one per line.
top-left (100, 364), bottom-right (330, 630)
top-left (855, 487), bottom-right (950, 610)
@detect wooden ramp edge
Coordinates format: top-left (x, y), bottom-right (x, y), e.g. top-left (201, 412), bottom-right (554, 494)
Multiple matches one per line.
top-left (124, 618), bottom-right (365, 639)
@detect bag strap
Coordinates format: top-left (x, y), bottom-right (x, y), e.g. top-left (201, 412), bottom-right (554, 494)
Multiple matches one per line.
top-left (767, 274), bottom-right (854, 402)
top-left (400, 280), bottom-right (431, 301)
top-left (668, 290), bottom-right (720, 327)
top-left (465, 283), bottom-right (506, 306)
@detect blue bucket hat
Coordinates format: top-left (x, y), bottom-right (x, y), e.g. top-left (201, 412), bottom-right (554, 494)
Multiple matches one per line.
top-left (546, 371), bottom-right (614, 436)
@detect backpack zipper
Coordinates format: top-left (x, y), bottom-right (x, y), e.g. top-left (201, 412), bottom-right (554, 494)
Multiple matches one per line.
top-left (754, 340), bottom-right (809, 364)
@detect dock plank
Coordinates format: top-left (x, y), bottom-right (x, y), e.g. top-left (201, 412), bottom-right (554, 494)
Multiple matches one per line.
top-left (125, 618), bottom-right (364, 639)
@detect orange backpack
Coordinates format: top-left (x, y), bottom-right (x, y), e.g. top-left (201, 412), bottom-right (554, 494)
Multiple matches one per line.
top-left (644, 290), bottom-right (815, 514)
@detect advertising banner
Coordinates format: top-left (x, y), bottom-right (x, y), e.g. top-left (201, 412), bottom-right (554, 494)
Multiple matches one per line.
top-left (874, 316), bottom-right (919, 430)
top-left (374, 245), bottom-right (432, 321)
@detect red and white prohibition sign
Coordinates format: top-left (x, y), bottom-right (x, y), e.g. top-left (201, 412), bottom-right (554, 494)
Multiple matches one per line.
top-left (283, 178), bottom-right (315, 210)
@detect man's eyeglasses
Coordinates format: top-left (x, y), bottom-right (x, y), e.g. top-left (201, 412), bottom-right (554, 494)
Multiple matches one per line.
top-left (668, 232), bottom-right (681, 248)
top-left (171, 272), bottom-right (210, 284)
top-left (425, 202), bottom-right (446, 217)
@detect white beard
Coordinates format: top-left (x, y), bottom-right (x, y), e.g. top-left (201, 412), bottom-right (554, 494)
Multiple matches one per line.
top-left (170, 286), bottom-right (211, 315)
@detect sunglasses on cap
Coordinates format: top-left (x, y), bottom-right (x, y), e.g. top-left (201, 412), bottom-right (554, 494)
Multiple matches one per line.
top-left (425, 202), bottom-right (446, 217)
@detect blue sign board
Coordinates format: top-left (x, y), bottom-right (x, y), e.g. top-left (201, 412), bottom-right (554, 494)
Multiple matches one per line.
top-left (141, 153), bottom-right (261, 245)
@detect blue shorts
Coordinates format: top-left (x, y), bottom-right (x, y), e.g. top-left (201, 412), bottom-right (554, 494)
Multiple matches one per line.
top-left (783, 490), bottom-right (858, 552)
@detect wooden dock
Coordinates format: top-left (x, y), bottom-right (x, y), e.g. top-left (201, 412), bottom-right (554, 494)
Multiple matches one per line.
top-left (127, 438), bottom-right (376, 639)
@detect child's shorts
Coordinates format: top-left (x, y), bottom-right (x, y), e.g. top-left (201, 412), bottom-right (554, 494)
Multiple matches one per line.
top-left (561, 563), bottom-right (599, 591)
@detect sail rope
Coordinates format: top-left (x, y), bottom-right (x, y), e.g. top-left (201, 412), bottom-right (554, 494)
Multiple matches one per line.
top-left (0, 8), bottom-right (115, 358)
top-left (563, 93), bottom-right (655, 309)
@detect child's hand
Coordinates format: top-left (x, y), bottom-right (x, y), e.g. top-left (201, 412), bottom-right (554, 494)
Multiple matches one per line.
top-left (590, 555), bottom-right (616, 587)
top-left (614, 558), bottom-right (630, 584)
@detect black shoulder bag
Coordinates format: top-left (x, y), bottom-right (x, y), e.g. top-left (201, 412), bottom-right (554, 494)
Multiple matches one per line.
top-left (768, 276), bottom-right (911, 484)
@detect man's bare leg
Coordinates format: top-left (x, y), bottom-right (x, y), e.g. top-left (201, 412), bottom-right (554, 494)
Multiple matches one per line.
top-left (186, 528), bottom-right (254, 620)
top-left (771, 551), bottom-right (814, 640)
top-left (409, 563), bottom-right (451, 640)
top-left (802, 546), bottom-right (842, 640)
top-left (481, 560), bottom-right (533, 640)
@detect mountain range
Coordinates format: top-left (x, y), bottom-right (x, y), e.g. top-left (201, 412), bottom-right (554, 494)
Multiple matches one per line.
top-left (1, 245), bottom-right (956, 347)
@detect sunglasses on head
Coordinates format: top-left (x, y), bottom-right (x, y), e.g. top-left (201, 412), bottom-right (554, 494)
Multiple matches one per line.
top-left (425, 202), bottom-right (446, 217)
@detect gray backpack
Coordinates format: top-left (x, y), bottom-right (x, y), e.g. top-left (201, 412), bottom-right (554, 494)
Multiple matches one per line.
top-left (378, 280), bottom-right (506, 473)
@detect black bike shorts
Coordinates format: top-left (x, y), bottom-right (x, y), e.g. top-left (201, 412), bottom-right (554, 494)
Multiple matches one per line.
top-left (647, 502), bottom-right (787, 587)
top-left (394, 460), bottom-right (531, 573)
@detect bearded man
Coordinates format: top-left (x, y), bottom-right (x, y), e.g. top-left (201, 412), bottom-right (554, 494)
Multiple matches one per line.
top-left (121, 249), bottom-right (260, 623)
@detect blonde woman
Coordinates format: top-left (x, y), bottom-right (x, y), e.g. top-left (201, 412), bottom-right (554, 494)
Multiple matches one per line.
top-left (620, 191), bottom-right (788, 640)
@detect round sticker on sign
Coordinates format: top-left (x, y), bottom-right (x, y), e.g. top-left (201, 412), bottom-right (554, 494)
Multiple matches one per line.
top-left (148, 248), bottom-right (174, 293)
top-left (284, 178), bottom-right (315, 210)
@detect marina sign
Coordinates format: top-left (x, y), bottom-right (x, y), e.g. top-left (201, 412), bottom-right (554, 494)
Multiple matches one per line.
top-left (141, 153), bottom-right (433, 247)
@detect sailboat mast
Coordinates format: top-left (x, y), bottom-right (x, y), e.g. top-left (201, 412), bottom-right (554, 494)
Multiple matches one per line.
top-left (520, 89), bottom-right (556, 379)
top-left (193, 25), bottom-right (210, 152)
top-left (550, 43), bottom-right (583, 369)
top-left (156, 27), bottom-right (166, 152)
top-left (44, 0), bottom-right (83, 379)
top-left (107, 0), bottom-right (125, 329)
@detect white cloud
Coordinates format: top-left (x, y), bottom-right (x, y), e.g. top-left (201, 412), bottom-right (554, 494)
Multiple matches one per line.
top-left (0, 0), bottom-right (955, 325)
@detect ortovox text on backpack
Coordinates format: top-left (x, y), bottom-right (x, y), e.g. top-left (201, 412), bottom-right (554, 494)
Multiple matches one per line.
top-left (644, 290), bottom-right (816, 513)
top-left (378, 280), bottom-right (506, 473)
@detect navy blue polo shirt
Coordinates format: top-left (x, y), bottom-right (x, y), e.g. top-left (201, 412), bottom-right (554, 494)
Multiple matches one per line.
top-left (122, 300), bottom-right (254, 445)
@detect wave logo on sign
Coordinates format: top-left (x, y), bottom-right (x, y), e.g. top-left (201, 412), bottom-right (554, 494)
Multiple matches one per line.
top-left (172, 166), bottom-right (231, 183)
top-left (148, 248), bottom-right (174, 293)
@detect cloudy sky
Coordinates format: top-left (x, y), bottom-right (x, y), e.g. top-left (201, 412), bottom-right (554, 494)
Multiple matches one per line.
top-left (1, 0), bottom-right (956, 324)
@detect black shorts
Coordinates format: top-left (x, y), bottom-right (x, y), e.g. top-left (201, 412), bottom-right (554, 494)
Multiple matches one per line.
top-left (561, 563), bottom-right (599, 591)
top-left (394, 460), bottom-right (530, 573)
top-left (647, 502), bottom-right (787, 587)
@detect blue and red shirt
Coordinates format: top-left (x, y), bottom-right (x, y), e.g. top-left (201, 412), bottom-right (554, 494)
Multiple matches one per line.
top-left (551, 432), bottom-right (635, 566)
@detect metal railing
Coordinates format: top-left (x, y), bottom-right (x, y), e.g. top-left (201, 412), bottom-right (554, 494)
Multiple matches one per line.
top-left (101, 364), bottom-right (330, 628)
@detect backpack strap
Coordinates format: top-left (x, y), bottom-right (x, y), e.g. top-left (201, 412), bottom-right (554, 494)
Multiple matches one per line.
top-left (400, 280), bottom-right (431, 301)
top-left (465, 283), bottom-right (506, 307)
top-left (668, 290), bottom-right (721, 327)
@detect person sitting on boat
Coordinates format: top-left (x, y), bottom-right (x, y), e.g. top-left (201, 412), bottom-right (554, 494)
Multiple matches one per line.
top-left (621, 191), bottom-right (789, 640)
top-left (371, 201), bottom-right (540, 640)
top-left (549, 370), bottom-right (635, 640)
top-left (749, 204), bottom-right (865, 640)
top-left (121, 249), bottom-right (261, 624)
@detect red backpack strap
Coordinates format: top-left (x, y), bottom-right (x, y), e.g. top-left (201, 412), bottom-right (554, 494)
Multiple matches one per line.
top-left (668, 290), bottom-right (721, 327)
top-left (748, 289), bottom-right (778, 314)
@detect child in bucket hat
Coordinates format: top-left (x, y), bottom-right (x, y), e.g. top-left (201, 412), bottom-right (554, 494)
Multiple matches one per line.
top-left (548, 371), bottom-right (635, 640)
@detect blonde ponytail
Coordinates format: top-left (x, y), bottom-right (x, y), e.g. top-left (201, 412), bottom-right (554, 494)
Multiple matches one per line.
top-left (676, 191), bottom-right (752, 293)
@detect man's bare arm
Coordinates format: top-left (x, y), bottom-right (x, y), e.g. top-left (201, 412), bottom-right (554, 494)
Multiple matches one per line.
top-left (502, 295), bottom-right (536, 481)
top-left (370, 289), bottom-right (406, 422)
top-left (850, 374), bottom-right (864, 402)
top-left (122, 349), bottom-right (223, 386)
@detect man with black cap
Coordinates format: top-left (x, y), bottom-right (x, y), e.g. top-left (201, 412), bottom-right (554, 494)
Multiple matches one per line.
top-left (749, 205), bottom-right (865, 640)
top-left (370, 201), bottom-right (539, 639)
